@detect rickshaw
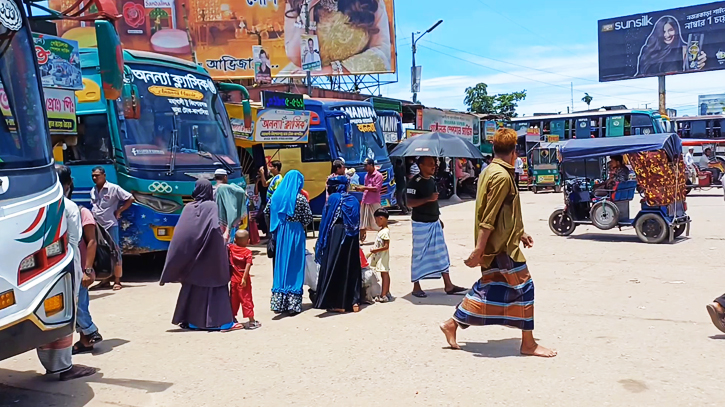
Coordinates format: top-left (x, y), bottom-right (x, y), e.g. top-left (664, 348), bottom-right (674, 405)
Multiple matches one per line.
top-left (548, 133), bottom-right (690, 244)
top-left (530, 142), bottom-right (561, 193)
top-left (682, 139), bottom-right (725, 191)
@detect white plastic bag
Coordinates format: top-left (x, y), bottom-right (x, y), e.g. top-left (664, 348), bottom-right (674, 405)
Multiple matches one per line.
top-left (362, 266), bottom-right (381, 302)
top-left (304, 250), bottom-right (319, 289)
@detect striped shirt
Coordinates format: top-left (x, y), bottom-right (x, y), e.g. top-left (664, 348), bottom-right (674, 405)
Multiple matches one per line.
top-left (266, 174), bottom-right (283, 201)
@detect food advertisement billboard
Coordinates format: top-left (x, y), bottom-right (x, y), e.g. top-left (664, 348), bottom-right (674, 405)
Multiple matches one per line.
top-left (50, 0), bottom-right (397, 80)
top-left (418, 108), bottom-right (477, 144)
top-left (599, 2), bottom-right (725, 81)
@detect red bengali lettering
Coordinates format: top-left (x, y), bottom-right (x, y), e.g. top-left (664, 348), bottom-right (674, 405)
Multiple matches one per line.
top-left (46, 97), bottom-right (62, 112)
top-left (63, 97), bottom-right (75, 113)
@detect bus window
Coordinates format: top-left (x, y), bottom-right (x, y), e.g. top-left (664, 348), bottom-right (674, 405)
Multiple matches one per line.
top-left (64, 114), bottom-right (113, 164)
top-left (714, 120), bottom-right (723, 138)
top-left (564, 119), bottom-right (572, 139)
top-left (691, 120), bottom-right (707, 138)
top-left (629, 113), bottom-right (655, 135)
top-left (301, 130), bottom-right (332, 162)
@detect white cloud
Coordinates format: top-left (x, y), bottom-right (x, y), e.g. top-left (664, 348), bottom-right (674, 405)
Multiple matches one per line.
top-left (382, 42), bottom-right (723, 117)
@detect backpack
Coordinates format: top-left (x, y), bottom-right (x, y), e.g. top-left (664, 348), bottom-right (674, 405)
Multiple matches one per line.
top-left (90, 219), bottom-right (119, 279)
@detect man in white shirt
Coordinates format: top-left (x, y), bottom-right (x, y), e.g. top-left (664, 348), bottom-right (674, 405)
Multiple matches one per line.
top-left (685, 147), bottom-right (697, 183)
top-left (514, 156), bottom-right (524, 188)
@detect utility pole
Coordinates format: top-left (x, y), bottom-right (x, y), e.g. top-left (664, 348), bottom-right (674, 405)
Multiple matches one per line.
top-left (570, 82), bottom-right (574, 113)
top-left (411, 20), bottom-right (443, 104)
top-left (304, 0), bottom-right (312, 96)
top-left (658, 75), bottom-right (666, 115)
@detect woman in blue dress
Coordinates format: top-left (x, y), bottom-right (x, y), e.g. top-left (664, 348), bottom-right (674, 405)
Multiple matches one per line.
top-left (265, 170), bottom-right (312, 315)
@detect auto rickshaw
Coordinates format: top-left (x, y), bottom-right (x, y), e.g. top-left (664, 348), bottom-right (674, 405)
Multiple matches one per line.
top-left (530, 142), bottom-right (561, 193)
top-left (682, 139), bottom-right (725, 191)
top-left (549, 133), bottom-right (690, 244)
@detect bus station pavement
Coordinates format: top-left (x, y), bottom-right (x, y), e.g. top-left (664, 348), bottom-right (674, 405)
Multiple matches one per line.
top-left (1, 189), bottom-right (723, 407)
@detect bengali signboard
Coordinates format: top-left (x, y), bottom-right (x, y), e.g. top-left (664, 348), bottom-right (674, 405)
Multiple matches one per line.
top-left (0, 87), bottom-right (77, 134)
top-left (49, 0), bottom-right (397, 80)
top-left (419, 108), bottom-right (477, 144)
top-left (698, 93), bottom-right (725, 114)
top-left (484, 120), bottom-right (497, 141)
top-left (599, 2), bottom-right (725, 81)
top-left (254, 109), bottom-right (310, 143)
top-left (227, 103), bottom-right (254, 141)
top-left (378, 114), bottom-right (400, 143)
top-left (33, 33), bottom-right (82, 90)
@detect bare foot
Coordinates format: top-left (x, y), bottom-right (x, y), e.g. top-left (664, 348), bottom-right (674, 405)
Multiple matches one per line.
top-left (439, 319), bottom-right (460, 350)
top-left (352, 304), bottom-right (360, 313)
top-left (520, 342), bottom-right (557, 358)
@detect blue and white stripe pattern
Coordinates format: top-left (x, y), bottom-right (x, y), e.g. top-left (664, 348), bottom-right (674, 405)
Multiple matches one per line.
top-left (411, 220), bottom-right (450, 282)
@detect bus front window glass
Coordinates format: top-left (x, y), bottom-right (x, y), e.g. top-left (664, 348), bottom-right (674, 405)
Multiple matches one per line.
top-left (64, 114), bottom-right (113, 164)
top-left (329, 116), bottom-right (388, 165)
top-left (301, 130), bottom-right (332, 162)
top-left (0, 22), bottom-right (50, 170)
top-left (630, 113), bottom-right (655, 135)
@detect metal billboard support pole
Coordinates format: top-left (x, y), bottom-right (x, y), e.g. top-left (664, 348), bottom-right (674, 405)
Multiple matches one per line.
top-left (658, 75), bottom-right (666, 115)
top-left (305, 1), bottom-right (312, 96)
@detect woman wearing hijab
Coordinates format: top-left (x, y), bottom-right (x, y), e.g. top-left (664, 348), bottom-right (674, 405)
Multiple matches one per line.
top-left (264, 170), bottom-right (313, 315)
top-left (160, 179), bottom-right (240, 331)
top-left (313, 175), bottom-right (362, 313)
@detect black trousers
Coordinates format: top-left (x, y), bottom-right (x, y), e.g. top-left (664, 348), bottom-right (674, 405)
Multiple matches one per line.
top-left (715, 294), bottom-right (725, 308)
top-left (395, 179), bottom-right (408, 211)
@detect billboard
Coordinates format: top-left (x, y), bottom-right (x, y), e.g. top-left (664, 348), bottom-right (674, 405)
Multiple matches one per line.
top-left (49, 0), bottom-right (397, 80)
top-left (699, 93), bottom-right (725, 114)
top-left (598, 2), bottom-right (725, 81)
top-left (418, 108), bottom-right (477, 144)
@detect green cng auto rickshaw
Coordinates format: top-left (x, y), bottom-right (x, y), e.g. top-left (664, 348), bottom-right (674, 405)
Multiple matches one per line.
top-left (530, 143), bottom-right (561, 193)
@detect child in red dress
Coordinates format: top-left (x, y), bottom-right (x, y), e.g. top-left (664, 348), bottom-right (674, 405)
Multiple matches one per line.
top-left (229, 230), bottom-right (261, 329)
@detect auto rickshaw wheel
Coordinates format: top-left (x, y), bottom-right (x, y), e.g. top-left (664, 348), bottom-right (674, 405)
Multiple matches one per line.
top-left (532, 186), bottom-right (538, 194)
top-left (549, 209), bottom-right (576, 236)
top-left (590, 201), bottom-right (619, 230)
top-left (635, 213), bottom-right (668, 244)
top-left (673, 224), bottom-right (687, 238)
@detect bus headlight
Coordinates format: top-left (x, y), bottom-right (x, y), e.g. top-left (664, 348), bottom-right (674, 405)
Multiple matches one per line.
top-left (133, 193), bottom-right (182, 214)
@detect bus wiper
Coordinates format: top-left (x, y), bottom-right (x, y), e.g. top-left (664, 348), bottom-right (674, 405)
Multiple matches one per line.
top-left (166, 112), bottom-right (179, 176)
top-left (192, 125), bottom-right (234, 175)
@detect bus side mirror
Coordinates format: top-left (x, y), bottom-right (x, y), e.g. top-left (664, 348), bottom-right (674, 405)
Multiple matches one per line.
top-left (242, 100), bottom-right (252, 128)
top-left (344, 123), bottom-right (353, 147)
top-left (95, 21), bottom-right (123, 101)
top-left (122, 83), bottom-right (141, 120)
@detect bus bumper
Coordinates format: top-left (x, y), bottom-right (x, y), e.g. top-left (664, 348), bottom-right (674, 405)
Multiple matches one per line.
top-left (0, 264), bottom-right (75, 361)
top-left (119, 204), bottom-right (180, 254)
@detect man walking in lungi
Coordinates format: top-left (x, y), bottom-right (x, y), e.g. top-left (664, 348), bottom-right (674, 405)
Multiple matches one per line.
top-left (407, 156), bottom-right (466, 298)
top-left (439, 129), bottom-right (556, 358)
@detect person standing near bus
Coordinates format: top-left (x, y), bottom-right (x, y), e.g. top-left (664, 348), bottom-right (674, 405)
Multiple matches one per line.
top-left (90, 167), bottom-right (134, 291)
top-left (514, 155), bottom-right (524, 189)
top-left (357, 158), bottom-right (383, 242)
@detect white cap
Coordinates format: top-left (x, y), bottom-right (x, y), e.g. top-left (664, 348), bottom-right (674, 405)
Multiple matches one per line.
top-left (214, 169), bottom-right (228, 176)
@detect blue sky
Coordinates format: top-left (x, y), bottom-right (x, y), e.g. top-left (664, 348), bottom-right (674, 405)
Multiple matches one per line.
top-left (379, 0), bottom-right (724, 116)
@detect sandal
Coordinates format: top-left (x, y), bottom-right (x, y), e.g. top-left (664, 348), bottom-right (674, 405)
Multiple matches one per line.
top-left (86, 331), bottom-right (103, 345)
top-left (112, 283), bottom-right (123, 291)
top-left (445, 286), bottom-right (467, 295)
top-left (412, 290), bottom-right (427, 298)
top-left (221, 322), bottom-right (245, 332)
top-left (377, 295), bottom-right (389, 303)
top-left (72, 341), bottom-right (94, 355)
top-left (59, 364), bottom-right (97, 381)
top-left (245, 321), bottom-right (262, 330)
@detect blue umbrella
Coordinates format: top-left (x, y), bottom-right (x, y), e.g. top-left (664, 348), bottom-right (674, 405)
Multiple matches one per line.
top-left (389, 132), bottom-right (484, 159)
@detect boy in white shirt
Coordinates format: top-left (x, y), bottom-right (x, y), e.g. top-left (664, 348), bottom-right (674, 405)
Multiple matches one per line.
top-left (369, 208), bottom-right (392, 302)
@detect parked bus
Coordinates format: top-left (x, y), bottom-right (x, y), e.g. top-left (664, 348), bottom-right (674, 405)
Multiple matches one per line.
top-left (674, 115), bottom-right (725, 139)
top-left (509, 109), bottom-right (667, 143)
top-left (62, 49), bottom-right (242, 254)
top-left (0, 9), bottom-right (123, 360)
top-left (232, 99), bottom-right (397, 215)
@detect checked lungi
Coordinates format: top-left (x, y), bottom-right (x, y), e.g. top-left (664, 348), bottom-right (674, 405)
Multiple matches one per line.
top-left (453, 253), bottom-right (534, 331)
top-left (411, 220), bottom-right (450, 282)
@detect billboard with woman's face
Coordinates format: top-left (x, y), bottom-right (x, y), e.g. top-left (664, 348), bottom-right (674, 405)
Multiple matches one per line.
top-left (598, 2), bottom-right (725, 81)
top-left (49, 0), bottom-right (396, 80)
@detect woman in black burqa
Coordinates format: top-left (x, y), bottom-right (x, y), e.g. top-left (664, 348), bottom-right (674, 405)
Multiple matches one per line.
top-left (160, 179), bottom-right (241, 331)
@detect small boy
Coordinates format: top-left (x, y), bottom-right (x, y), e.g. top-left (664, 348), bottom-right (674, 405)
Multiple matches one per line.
top-left (228, 230), bottom-right (261, 329)
top-left (369, 208), bottom-right (392, 302)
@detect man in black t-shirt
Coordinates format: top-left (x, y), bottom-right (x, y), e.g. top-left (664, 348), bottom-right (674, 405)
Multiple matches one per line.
top-left (406, 156), bottom-right (466, 298)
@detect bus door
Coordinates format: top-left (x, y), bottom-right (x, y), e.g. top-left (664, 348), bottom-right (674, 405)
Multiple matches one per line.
top-left (607, 115), bottom-right (625, 137)
top-left (575, 118), bottom-right (589, 139)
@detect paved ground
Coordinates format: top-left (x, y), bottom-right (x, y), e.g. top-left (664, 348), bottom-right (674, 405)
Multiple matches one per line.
top-left (1, 190), bottom-right (723, 407)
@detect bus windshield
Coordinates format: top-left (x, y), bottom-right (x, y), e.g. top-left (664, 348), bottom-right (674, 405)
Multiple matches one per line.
top-left (121, 64), bottom-right (239, 170)
top-left (328, 115), bottom-right (389, 166)
top-left (0, 19), bottom-right (51, 171)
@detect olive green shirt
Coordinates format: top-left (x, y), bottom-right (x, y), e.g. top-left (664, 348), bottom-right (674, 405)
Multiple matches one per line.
top-left (475, 158), bottom-right (526, 268)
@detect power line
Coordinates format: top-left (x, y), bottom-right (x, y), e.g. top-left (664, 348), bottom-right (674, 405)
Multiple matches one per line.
top-left (415, 44), bottom-right (653, 104)
top-left (423, 40), bottom-right (693, 96)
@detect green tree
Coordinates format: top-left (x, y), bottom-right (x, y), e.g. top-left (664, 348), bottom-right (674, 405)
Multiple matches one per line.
top-left (464, 82), bottom-right (526, 118)
top-left (582, 93), bottom-right (593, 109)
